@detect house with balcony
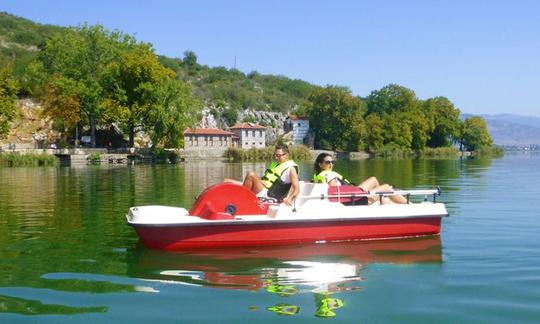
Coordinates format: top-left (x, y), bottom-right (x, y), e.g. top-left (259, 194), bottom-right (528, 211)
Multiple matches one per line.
top-left (183, 128), bottom-right (238, 149)
top-left (229, 123), bottom-right (267, 148)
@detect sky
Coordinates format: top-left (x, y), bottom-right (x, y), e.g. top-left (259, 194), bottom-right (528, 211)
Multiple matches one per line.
top-left (2, 0), bottom-right (540, 117)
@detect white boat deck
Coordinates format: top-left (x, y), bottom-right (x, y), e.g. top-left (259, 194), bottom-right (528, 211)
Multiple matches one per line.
top-left (127, 182), bottom-right (448, 226)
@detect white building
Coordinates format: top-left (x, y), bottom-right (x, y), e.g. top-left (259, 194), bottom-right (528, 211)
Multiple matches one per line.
top-left (184, 128), bottom-right (238, 149)
top-left (285, 116), bottom-right (310, 145)
top-left (229, 123), bottom-right (267, 148)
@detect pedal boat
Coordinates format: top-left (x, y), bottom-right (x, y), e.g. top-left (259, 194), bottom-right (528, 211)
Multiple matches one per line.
top-left (126, 182), bottom-right (448, 250)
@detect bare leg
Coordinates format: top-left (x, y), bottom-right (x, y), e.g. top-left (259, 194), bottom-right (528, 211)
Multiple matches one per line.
top-left (242, 171), bottom-right (266, 194)
top-left (223, 178), bottom-right (242, 185)
top-left (358, 176), bottom-right (380, 191)
top-left (369, 184), bottom-right (407, 204)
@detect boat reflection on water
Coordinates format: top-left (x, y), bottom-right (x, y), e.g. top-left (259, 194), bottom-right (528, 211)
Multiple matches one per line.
top-left (127, 236), bottom-right (442, 318)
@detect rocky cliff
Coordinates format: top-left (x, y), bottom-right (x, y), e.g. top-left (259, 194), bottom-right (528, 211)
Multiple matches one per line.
top-left (1, 99), bottom-right (290, 150)
top-left (198, 105), bottom-right (288, 145)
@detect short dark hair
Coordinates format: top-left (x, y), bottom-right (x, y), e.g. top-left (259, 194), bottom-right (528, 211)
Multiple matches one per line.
top-left (274, 144), bottom-right (289, 153)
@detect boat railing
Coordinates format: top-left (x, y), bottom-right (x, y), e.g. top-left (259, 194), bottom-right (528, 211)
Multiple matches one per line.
top-left (296, 188), bottom-right (441, 205)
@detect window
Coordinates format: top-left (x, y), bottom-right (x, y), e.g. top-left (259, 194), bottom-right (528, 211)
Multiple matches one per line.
top-left (252, 130), bottom-right (255, 137)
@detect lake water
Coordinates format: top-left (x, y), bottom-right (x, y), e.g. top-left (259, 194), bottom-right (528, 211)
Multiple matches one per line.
top-left (1, 153), bottom-right (539, 323)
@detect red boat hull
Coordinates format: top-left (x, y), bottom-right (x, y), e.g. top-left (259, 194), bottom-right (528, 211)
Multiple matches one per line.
top-left (133, 217), bottom-right (442, 250)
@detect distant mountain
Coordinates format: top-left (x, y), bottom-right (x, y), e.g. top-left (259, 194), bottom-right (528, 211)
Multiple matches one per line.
top-left (462, 113), bottom-right (540, 145)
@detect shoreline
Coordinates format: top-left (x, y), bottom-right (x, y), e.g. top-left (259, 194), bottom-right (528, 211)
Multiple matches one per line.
top-left (0, 147), bottom-right (479, 167)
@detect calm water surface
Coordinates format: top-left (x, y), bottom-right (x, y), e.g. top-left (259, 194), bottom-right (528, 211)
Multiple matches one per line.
top-left (1, 153), bottom-right (539, 323)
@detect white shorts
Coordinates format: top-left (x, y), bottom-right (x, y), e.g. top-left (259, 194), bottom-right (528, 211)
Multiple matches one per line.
top-left (256, 188), bottom-right (268, 198)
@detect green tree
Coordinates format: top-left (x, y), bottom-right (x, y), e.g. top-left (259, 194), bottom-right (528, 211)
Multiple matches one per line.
top-left (305, 86), bottom-right (366, 151)
top-left (221, 108), bottom-right (238, 125)
top-left (0, 66), bottom-right (20, 139)
top-left (364, 113), bottom-right (384, 152)
top-left (40, 76), bottom-right (81, 142)
top-left (382, 112), bottom-right (413, 149)
top-left (423, 97), bottom-right (461, 147)
top-left (147, 77), bottom-right (200, 148)
top-left (183, 50), bottom-right (198, 68)
top-left (36, 24), bottom-right (133, 147)
top-left (366, 84), bottom-right (417, 116)
top-left (460, 116), bottom-right (493, 151)
top-left (407, 107), bottom-right (432, 151)
top-left (104, 43), bottom-right (176, 147)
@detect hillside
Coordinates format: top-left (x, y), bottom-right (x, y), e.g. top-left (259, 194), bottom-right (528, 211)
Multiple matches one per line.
top-left (462, 113), bottom-right (540, 145)
top-left (3, 11), bottom-right (528, 150)
top-left (0, 12), bottom-right (63, 76)
top-left (0, 12), bottom-right (315, 117)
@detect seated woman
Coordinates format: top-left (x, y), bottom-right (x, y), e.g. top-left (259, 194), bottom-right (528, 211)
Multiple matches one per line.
top-left (312, 153), bottom-right (407, 205)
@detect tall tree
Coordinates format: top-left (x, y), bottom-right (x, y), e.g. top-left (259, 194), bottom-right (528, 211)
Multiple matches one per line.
top-left (408, 107), bottom-right (431, 151)
top-left (364, 113), bottom-right (384, 152)
top-left (382, 112), bottom-right (413, 150)
top-left (460, 116), bottom-right (493, 151)
top-left (36, 24), bottom-right (134, 147)
top-left (423, 97), bottom-right (461, 147)
top-left (366, 84), bottom-right (417, 116)
top-left (183, 50), bottom-right (197, 66)
top-left (365, 84), bottom-right (431, 151)
top-left (0, 66), bottom-right (19, 139)
top-left (40, 76), bottom-right (81, 142)
top-left (305, 86), bottom-right (366, 151)
top-left (147, 77), bottom-right (200, 148)
top-left (104, 43), bottom-right (177, 147)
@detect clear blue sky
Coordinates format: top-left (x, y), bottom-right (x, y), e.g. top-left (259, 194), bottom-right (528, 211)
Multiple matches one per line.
top-left (3, 0), bottom-right (540, 117)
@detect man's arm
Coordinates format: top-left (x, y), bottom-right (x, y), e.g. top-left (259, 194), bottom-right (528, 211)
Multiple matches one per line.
top-left (283, 167), bottom-right (300, 206)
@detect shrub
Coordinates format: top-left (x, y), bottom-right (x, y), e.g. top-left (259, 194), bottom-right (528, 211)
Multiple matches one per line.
top-left (86, 153), bottom-right (101, 164)
top-left (225, 145), bottom-right (312, 162)
top-left (153, 148), bottom-right (181, 163)
top-left (0, 153), bottom-right (59, 166)
top-left (419, 147), bottom-right (460, 158)
top-left (372, 143), bottom-right (414, 159)
top-left (473, 145), bottom-right (505, 158)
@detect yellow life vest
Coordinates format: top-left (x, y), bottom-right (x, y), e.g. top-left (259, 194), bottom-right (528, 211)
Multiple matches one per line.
top-left (261, 160), bottom-right (298, 187)
top-left (312, 170), bottom-right (350, 185)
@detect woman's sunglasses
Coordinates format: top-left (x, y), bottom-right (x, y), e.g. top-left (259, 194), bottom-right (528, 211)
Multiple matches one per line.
top-left (323, 160), bottom-right (334, 165)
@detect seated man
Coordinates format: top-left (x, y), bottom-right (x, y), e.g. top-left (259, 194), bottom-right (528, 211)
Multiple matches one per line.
top-left (226, 145), bottom-right (300, 206)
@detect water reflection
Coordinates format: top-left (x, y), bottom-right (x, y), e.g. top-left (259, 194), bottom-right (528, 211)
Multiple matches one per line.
top-left (0, 294), bottom-right (107, 315)
top-left (128, 236), bottom-right (442, 318)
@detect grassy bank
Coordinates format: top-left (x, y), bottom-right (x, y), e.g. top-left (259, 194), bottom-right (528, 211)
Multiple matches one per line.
top-left (225, 145), bottom-right (312, 162)
top-left (0, 153), bottom-right (59, 166)
top-left (419, 147), bottom-right (461, 158)
top-left (372, 145), bottom-right (504, 159)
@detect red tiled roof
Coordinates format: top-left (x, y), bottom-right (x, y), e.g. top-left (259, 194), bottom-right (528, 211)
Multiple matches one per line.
top-left (184, 128), bottom-right (235, 135)
top-left (230, 123), bottom-right (266, 129)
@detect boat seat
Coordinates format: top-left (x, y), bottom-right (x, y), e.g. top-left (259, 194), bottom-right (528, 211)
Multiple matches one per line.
top-left (190, 182), bottom-right (266, 219)
top-left (295, 182), bottom-right (329, 208)
top-left (327, 185), bottom-right (368, 205)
